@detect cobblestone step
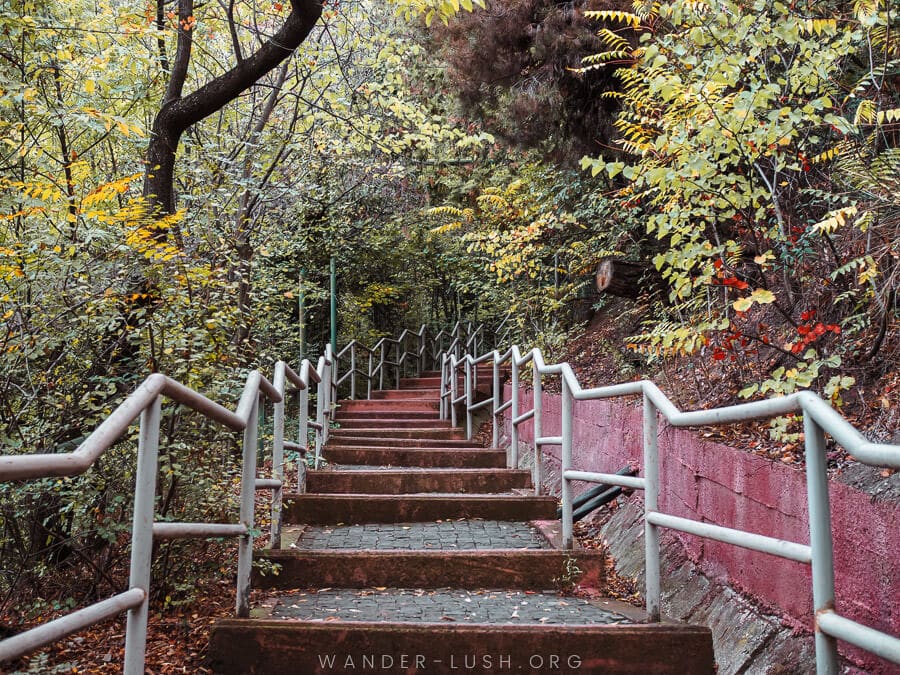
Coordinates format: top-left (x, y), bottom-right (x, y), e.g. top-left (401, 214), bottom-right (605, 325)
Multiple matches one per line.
top-left (306, 468), bottom-right (532, 494)
top-left (323, 447), bottom-right (507, 468)
top-left (209, 620), bottom-right (715, 674)
top-left (283, 494), bottom-right (558, 524)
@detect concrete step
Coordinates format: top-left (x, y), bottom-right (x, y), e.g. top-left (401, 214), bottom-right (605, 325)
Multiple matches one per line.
top-left (336, 418), bottom-right (453, 430)
top-left (283, 494), bottom-right (558, 524)
top-left (306, 468), bottom-right (532, 494)
top-left (326, 437), bottom-right (479, 448)
top-left (337, 399), bottom-right (440, 412)
top-left (253, 549), bottom-right (605, 590)
top-left (329, 428), bottom-right (466, 440)
top-left (209, 618), bottom-right (714, 674)
top-left (371, 389), bottom-right (441, 400)
top-left (323, 447), bottom-right (507, 468)
top-left (335, 410), bottom-right (442, 421)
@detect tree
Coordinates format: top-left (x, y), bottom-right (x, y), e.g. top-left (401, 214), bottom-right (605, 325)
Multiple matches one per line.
top-left (143, 0), bottom-right (323, 215)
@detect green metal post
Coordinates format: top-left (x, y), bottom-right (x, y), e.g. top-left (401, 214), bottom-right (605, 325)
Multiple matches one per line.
top-left (329, 256), bottom-right (337, 354)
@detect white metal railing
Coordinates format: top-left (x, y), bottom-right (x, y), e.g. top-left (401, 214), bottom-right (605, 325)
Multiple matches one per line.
top-left (331, 321), bottom-right (482, 401)
top-left (440, 342), bottom-right (900, 674)
top-left (0, 352), bottom-right (333, 673)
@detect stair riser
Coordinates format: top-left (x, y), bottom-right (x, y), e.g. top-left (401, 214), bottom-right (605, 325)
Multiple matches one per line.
top-left (306, 470), bottom-right (531, 494)
top-left (335, 411), bottom-right (441, 421)
top-left (327, 438), bottom-right (475, 448)
top-left (337, 401), bottom-right (439, 412)
top-left (253, 550), bottom-right (604, 590)
top-left (330, 429), bottom-right (466, 440)
top-left (208, 622), bottom-right (715, 675)
top-left (371, 390), bottom-right (440, 400)
top-left (399, 376), bottom-right (496, 388)
top-left (336, 419), bottom-right (452, 429)
top-left (283, 495), bottom-right (557, 524)
top-left (325, 438), bottom-right (484, 452)
top-left (323, 448), bottom-right (507, 468)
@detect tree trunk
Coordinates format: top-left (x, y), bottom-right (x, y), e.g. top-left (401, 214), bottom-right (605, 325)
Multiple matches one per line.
top-left (594, 257), bottom-right (648, 299)
top-left (142, 0), bottom-right (323, 214)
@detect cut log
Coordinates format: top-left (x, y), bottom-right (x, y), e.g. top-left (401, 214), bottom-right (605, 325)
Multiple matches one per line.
top-left (594, 258), bottom-right (648, 298)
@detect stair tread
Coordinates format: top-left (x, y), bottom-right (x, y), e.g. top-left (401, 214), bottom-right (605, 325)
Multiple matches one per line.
top-left (285, 521), bottom-right (553, 551)
top-left (266, 588), bottom-right (636, 625)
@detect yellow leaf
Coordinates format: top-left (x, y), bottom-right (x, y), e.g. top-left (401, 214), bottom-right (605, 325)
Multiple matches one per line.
top-left (84, 79), bottom-right (95, 95)
top-left (749, 288), bottom-right (776, 304)
top-left (733, 297), bottom-right (753, 312)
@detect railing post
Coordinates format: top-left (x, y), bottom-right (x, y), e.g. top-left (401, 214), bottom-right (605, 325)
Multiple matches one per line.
top-left (350, 343), bottom-right (357, 400)
top-left (510, 358), bottom-right (520, 469)
top-left (271, 365), bottom-right (285, 549)
top-left (418, 327), bottom-right (425, 376)
top-left (395, 341), bottom-right (401, 389)
top-left (492, 354), bottom-right (501, 450)
top-left (367, 351), bottom-right (373, 400)
top-left (465, 358), bottom-right (474, 440)
top-left (297, 380), bottom-right (309, 493)
top-left (315, 370), bottom-right (325, 469)
top-left (439, 356), bottom-right (448, 420)
top-left (123, 395), bottom-right (161, 675)
top-left (532, 361), bottom-right (543, 496)
top-left (804, 414), bottom-right (839, 675)
top-left (561, 377), bottom-right (574, 549)
top-left (643, 391), bottom-right (661, 623)
top-left (450, 358), bottom-right (458, 428)
top-left (379, 342), bottom-right (385, 391)
top-left (236, 393), bottom-right (259, 619)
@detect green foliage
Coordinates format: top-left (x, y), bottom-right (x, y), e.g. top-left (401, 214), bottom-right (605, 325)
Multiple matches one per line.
top-left (581, 0), bottom-right (898, 396)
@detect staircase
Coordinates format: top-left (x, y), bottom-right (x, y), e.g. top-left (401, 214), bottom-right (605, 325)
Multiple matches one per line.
top-left (207, 372), bottom-right (715, 674)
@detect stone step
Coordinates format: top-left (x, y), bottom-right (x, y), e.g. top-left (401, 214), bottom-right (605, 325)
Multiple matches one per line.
top-left (306, 469), bottom-right (532, 494)
top-left (209, 617), bottom-right (714, 674)
top-left (329, 428), bottom-right (466, 440)
top-left (283, 494), bottom-right (558, 524)
top-left (323, 447), bottom-right (507, 468)
top-left (254, 549), bottom-right (605, 590)
top-left (370, 389), bottom-right (441, 400)
top-left (336, 418), bottom-right (453, 430)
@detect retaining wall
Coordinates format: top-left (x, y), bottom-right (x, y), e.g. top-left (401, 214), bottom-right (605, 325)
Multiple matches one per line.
top-left (502, 385), bottom-right (899, 673)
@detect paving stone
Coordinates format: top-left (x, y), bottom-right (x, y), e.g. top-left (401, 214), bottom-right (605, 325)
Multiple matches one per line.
top-left (271, 588), bottom-right (632, 625)
top-left (292, 520), bottom-right (551, 551)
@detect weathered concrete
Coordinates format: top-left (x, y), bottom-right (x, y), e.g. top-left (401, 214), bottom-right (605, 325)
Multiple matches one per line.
top-left (503, 384), bottom-right (900, 673)
top-left (329, 427), bottom-right (468, 440)
top-left (306, 468), bottom-right (532, 494)
top-left (253, 550), bottom-right (606, 591)
top-left (283, 494), bottom-right (558, 524)
top-left (596, 499), bottom-right (819, 675)
top-left (208, 621), bottom-right (716, 674)
top-left (323, 446), bottom-right (507, 468)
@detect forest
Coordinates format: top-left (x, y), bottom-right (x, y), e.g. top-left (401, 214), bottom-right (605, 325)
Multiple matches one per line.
top-left (0, 0), bottom-right (897, 670)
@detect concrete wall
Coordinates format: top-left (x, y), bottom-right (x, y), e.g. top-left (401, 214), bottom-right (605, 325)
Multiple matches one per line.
top-left (503, 385), bottom-right (900, 674)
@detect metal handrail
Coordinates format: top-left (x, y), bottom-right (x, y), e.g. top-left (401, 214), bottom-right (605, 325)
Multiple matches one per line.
top-left (441, 341), bottom-right (900, 673)
top-left (0, 355), bottom-right (334, 673)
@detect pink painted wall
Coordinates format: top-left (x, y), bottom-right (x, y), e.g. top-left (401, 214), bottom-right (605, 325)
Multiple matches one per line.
top-left (503, 385), bottom-right (900, 673)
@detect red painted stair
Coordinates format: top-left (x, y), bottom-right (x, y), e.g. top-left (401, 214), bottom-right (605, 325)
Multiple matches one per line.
top-left (208, 373), bottom-right (714, 674)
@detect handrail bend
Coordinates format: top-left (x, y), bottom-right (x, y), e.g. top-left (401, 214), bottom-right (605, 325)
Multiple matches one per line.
top-left (439, 340), bottom-right (900, 674)
top-left (0, 354), bottom-right (334, 673)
